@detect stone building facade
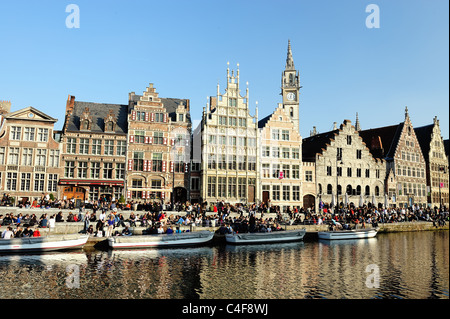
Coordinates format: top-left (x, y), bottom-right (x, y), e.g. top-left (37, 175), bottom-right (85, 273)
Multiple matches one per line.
top-left (60, 95), bottom-right (128, 204)
top-left (359, 108), bottom-right (427, 208)
top-left (0, 105), bottom-right (63, 205)
top-left (126, 84), bottom-right (191, 204)
top-left (415, 117), bottom-right (449, 208)
top-left (200, 64), bottom-right (259, 204)
top-left (303, 119), bottom-right (386, 209)
top-left (259, 104), bottom-right (303, 211)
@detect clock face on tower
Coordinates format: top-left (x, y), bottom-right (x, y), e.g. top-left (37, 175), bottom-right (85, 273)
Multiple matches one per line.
top-left (286, 92), bottom-right (296, 101)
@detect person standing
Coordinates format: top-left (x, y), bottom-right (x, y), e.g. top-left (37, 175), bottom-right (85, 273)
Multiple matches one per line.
top-left (105, 215), bottom-right (115, 237)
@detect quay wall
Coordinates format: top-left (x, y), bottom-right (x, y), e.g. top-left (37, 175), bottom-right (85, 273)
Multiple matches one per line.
top-left (0, 207), bottom-right (447, 249)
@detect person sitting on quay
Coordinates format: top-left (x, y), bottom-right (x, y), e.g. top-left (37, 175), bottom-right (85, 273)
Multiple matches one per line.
top-left (14, 226), bottom-right (23, 238)
top-left (166, 225), bottom-right (174, 234)
top-left (1, 226), bottom-right (15, 239)
top-left (32, 227), bottom-right (41, 237)
top-left (1, 213), bottom-right (13, 226)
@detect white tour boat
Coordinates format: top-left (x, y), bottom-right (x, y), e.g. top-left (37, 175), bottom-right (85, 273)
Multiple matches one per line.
top-left (317, 227), bottom-right (378, 240)
top-left (0, 234), bottom-right (89, 253)
top-left (108, 230), bottom-right (215, 249)
top-left (225, 229), bottom-right (306, 245)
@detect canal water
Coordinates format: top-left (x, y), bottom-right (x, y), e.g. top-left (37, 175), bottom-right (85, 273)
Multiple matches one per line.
top-left (0, 231), bottom-right (448, 299)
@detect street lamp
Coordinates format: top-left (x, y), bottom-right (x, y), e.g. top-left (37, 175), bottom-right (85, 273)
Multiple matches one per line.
top-left (336, 150), bottom-right (343, 209)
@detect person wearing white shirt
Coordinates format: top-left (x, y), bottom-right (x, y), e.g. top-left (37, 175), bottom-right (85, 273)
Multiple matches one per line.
top-left (2, 227), bottom-right (14, 239)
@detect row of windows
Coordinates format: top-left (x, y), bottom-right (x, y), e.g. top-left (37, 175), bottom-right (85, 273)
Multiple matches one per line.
top-left (261, 163), bottom-right (301, 179)
top-left (399, 183), bottom-right (427, 197)
top-left (1, 172), bottom-right (58, 192)
top-left (218, 116), bottom-right (248, 127)
top-left (208, 155), bottom-right (257, 171)
top-left (9, 126), bottom-right (49, 142)
top-left (397, 166), bottom-right (425, 178)
top-left (262, 146), bottom-right (300, 159)
top-left (208, 135), bottom-right (257, 147)
top-left (0, 147), bottom-right (59, 167)
top-left (319, 184), bottom-right (381, 197)
top-left (64, 161), bottom-right (125, 179)
top-left (327, 166), bottom-right (380, 179)
top-left (262, 185), bottom-right (301, 201)
top-left (66, 138), bottom-right (126, 156)
top-left (401, 151), bottom-right (421, 162)
top-left (207, 177), bottom-right (256, 198)
top-left (271, 129), bottom-right (291, 141)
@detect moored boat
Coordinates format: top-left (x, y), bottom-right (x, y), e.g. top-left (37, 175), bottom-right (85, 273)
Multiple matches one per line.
top-left (0, 234), bottom-right (89, 253)
top-left (108, 230), bottom-right (215, 249)
top-left (225, 228), bottom-right (306, 245)
top-left (317, 228), bottom-right (378, 240)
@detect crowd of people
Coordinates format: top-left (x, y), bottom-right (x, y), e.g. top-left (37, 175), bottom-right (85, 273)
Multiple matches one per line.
top-left (1, 195), bottom-right (448, 239)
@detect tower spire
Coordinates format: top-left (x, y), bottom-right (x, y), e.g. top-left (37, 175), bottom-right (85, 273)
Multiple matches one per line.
top-left (355, 112), bottom-right (361, 131)
top-left (285, 39), bottom-right (295, 70)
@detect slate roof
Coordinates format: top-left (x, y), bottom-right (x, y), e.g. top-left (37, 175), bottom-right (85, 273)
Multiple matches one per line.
top-left (257, 114), bottom-right (272, 129)
top-left (65, 101), bottom-right (128, 134)
top-left (358, 123), bottom-right (404, 160)
top-left (414, 124), bottom-right (434, 163)
top-left (302, 129), bottom-right (340, 162)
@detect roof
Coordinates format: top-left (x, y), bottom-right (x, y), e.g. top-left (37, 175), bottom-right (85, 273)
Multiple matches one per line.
top-left (257, 114), bottom-right (272, 129)
top-left (5, 106), bottom-right (58, 123)
top-left (358, 123), bottom-right (404, 160)
top-left (65, 101), bottom-right (128, 134)
top-left (414, 124), bottom-right (434, 163)
top-left (302, 129), bottom-right (340, 161)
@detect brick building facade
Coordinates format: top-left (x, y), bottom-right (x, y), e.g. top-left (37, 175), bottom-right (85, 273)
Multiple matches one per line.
top-left (60, 95), bottom-right (128, 204)
top-left (0, 105), bottom-right (62, 206)
top-left (126, 84), bottom-right (191, 205)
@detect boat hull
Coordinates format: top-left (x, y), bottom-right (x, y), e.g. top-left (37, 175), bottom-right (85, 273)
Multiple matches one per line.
top-left (108, 231), bottom-right (215, 249)
top-left (0, 234), bottom-right (89, 253)
top-left (225, 229), bottom-right (306, 245)
top-left (318, 228), bottom-right (378, 240)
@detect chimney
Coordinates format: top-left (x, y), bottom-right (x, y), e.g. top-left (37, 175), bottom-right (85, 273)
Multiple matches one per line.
top-left (66, 95), bottom-right (75, 115)
top-left (0, 100), bottom-right (12, 114)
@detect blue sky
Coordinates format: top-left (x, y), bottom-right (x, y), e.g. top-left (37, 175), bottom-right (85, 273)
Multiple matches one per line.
top-left (0, 0), bottom-right (448, 139)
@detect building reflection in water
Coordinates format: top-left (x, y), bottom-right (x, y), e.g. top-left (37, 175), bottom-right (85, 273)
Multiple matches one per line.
top-left (0, 231), bottom-right (447, 299)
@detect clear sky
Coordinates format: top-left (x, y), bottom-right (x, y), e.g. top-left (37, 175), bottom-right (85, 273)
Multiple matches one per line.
top-left (0, 0), bottom-right (448, 139)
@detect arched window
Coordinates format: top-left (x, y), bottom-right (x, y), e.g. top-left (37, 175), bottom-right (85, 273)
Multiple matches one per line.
top-left (375, 186), bottom-right (380, 196)
top-left (356, 185), bottom-right (361, 195)
top-left (81, 119), bottom-right (90, 130)
top-left (290, 107), bottom-right (294, 117)
top-left (337, 185), bottom-right (342, 195)
top-left (106, 121), bottom-right (114, 132)
top-left (327, 184), bottom-right (333, 195)
top-left (365, 185), bottom-right (370, 196)
top-left (346, 185), bottom-right (352, 195)
top-left (318, 183), bottom-right (323, 194)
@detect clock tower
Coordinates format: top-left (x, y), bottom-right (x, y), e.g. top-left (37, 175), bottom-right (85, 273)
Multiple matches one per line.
top-left (281, 40), bottom-right (301, 131)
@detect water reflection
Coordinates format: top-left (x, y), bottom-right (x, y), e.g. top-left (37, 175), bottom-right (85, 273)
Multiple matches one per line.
top-left (0, 231), bottom-right (447, 299)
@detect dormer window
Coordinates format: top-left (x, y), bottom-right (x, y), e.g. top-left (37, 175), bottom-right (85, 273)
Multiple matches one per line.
top-left (80, 107), bottom-right (92, 130)
top-left (104, 109), bottom-right (116, 132)
top-left (178, 113), bottom-right (184, 122)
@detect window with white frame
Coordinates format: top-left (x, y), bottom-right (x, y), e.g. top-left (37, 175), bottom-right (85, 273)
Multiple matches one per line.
top-left (10, 126), bottom-right (21, 140)
top-left (24, 127), bottom-right (35, 141)
top-left (37, 128), bottom-right (49, 142)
